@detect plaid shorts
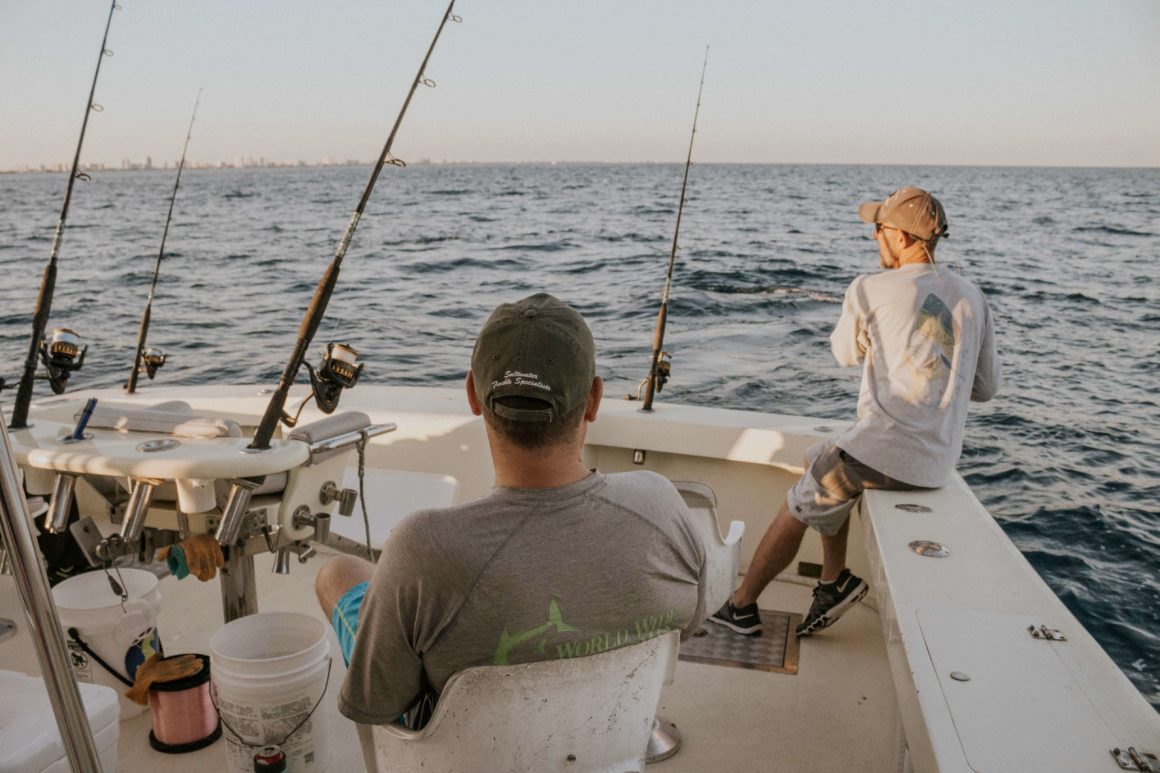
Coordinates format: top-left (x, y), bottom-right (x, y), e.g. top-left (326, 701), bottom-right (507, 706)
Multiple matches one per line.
top-left (785, 439), bottom-right (923, 536)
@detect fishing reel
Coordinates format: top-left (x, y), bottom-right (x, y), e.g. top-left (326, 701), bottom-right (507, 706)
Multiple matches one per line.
top-left (629, 352), bottom-right (671, 401)
top-left (304, 343), bottom-right (363, 415)
top-left (137, 347), bottom-right (167, 380)
top-left (39, 328), bottom-right (87, 395)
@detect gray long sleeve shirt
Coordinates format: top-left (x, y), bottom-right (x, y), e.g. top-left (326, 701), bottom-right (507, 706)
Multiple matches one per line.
top-left (830, 263), bottom-right (1000, 487)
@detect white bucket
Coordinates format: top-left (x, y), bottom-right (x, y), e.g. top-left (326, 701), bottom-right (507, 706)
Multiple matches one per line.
top-left (209, 612), bottom-right (331, 773)
top-left (52, 568), bottom-right (163, 720)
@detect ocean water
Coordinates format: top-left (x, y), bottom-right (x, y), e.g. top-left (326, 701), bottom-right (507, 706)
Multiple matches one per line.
top-left (1, 163), bottom-right (1157, 709)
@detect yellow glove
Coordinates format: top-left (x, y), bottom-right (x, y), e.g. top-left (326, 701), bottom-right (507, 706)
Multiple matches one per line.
top-left (125, 653), bottom-right (204, 705)
top-left (157, 534), bottom-right (225, 582)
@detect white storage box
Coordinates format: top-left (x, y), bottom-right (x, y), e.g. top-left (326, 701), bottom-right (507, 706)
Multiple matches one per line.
top-left (0, 669), bottom-right (119, 773)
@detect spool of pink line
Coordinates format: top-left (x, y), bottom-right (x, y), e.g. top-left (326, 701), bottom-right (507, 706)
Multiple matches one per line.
top-left (147, 653), bottom-right (222, 753)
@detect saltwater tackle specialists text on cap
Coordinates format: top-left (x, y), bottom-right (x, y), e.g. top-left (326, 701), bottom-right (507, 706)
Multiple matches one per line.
top-left (471, 293), bottom-right (596, 423)
top-left (858, 187), bottom-right (949, 243)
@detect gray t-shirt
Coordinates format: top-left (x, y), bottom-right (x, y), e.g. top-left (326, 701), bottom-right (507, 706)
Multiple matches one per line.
top-left (830, 263), bottom-right (1000, 487)
top-left (338, 470), bottom-right (707, 725)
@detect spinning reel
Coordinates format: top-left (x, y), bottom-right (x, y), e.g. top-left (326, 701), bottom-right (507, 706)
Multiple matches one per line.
top-left (136, 347), bottom-right (167, 380)
top-left (39, 328), bottom-right (87, 395)
top-left (305, 342), bottom-right (363, 414)
top-left (282, 343), bottom-right (364, 426)
top-left (629, 351), bottom-right (671, 401)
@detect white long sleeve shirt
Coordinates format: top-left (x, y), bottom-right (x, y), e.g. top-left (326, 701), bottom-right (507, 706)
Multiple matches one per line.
top-left (830, 262), bottom-right (999, 487)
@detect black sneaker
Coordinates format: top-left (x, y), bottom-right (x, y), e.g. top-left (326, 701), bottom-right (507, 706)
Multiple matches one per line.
top-left (796, 569), bottom-right (868, 637)
top-left (709, 599), bottom-right (763, 635)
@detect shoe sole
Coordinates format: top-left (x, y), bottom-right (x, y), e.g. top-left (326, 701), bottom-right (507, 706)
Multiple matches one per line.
top-left (796, 581), bottom-right (869, 637)
top-left (708, 615), bottom-right (762, 636)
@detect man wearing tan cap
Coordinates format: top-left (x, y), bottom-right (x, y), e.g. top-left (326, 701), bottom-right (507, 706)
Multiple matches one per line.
top-left (316, 293), bottom-right (706, 728)
top-left (713, 187), bottom-right (1000, 637)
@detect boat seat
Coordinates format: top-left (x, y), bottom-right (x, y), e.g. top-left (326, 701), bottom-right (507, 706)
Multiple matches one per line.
top-left (325, 468), bottom-right (458, 552)
top-left (75, 400), bottom-right (243, 438)
top-left (672, 480), bottom-right (745, 614)
top-left (356, 629), bottom-right (680, 773)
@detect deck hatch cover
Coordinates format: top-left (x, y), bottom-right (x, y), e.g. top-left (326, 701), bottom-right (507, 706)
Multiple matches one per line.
top-left (679, 609), bottom-right (800, 674)
top-left (917, 606), bottom-right (1120, 771)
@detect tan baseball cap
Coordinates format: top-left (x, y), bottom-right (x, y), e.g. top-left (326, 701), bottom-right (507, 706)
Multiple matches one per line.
top-left (471, 293), bottom-right (596, 423)
top-left (858, 187), bottom-right (948, 242)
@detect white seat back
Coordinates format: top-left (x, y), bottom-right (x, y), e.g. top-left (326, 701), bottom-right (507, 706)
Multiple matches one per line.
top-left (673, 480), bottom-right (745, 614)
top-left (357, 630), bottom-right (680, 773)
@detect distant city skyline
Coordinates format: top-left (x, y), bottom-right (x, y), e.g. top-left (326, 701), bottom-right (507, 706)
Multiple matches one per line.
top-left (2, 1), bottom-right (1158, 170)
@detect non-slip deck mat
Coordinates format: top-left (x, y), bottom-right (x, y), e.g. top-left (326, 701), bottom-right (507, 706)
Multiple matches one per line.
top-left (679, 609), bottom-right (801, 674)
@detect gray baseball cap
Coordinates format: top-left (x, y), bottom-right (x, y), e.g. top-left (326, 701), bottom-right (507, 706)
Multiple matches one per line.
top-left (858, 187), bottom-right (949, 242)
top-left (471, 293), bottom-right (596, 423)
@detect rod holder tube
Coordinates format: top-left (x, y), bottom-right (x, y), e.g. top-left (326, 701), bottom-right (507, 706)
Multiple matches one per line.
top-left (216, 479), bottom-right (258, 546)
top-left (0, 405), bottom-right (103, 771)
top-left (272, 548), bottom-right (291, 575)
top-left (118, 479), bottom-right (158, 542)
top-left (220, 547), bottom-right (257, 622)
top-left (293, 506), bottom-right (331, 544)
top-left (45, 473), bottom-right (78, 534)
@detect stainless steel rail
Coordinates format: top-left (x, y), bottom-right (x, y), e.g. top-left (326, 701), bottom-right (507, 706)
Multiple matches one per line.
top-left (0, 404), bottom-right (103, 771)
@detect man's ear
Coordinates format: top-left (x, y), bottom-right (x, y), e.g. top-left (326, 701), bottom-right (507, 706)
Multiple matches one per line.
top-left (465, 372), bottom-right (483, 416)
top-left (585, 377), bottom-right (604, 422)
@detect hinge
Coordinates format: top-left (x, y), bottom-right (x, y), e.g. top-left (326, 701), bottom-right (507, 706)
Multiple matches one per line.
top-left (1027, 624), bottom-right (1066, 641)
top-left (1111, 747), bottom-right (1158, 772)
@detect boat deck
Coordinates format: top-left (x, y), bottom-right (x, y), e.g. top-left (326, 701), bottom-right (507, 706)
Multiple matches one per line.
top-left (2, 549), bottom-right (899, 772)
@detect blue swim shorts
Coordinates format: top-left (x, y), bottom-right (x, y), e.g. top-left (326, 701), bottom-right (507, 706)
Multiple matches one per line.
top-left (331, 580), bottom-right (368, 666)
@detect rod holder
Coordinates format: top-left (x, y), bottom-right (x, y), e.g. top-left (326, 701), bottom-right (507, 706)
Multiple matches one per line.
top-left (216, 479), bottom-right (259, 547)
top-left (320, 481), bottom-right (358, 516)
top-left (293, 506), bottom-right (331, 543)
top-left (45, 474), bottom-right (78, 534)
top-left (272, 548), bottom-right (291, 575)
top-left (118, 479), bottom-right (159, 543)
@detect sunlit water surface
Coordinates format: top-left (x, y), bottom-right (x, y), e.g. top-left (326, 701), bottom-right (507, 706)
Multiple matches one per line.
top-left (1, 163), bottom-right (1157, 708)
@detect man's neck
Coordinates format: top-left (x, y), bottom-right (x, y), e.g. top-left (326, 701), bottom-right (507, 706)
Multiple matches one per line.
top-left (896, 242), bottom-right (932, 267)
top-left (488, 435), bottom-right (592, 489)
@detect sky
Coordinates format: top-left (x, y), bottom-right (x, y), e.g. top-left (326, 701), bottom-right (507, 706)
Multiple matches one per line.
top-left (1, 0), bottom-right (1158, 169)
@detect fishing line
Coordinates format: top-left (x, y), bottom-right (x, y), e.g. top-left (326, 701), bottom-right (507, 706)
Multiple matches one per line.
top-left (146, 654), bottom-right (220, 754)
top-left (7, 0), bottom-right (121, 428)
top-left (126, 88), bottom-right (203, 393)
top-left (632, 47), bottom-right (709, 412)
top-left (249, 0), bottom-right (462, 450)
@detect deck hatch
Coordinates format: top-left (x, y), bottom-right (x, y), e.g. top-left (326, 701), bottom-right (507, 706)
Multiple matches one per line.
top-left (918, 606), bottom-right (1123, 771)
top-left (679, 609), bottom-right (800, 674)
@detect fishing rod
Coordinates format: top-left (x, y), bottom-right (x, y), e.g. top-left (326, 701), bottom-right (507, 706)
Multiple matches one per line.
top-left (125, 89), bottom-right (202, 394)
top-left (248, 0), bottom-right (461, 451)
top-left (633, 47), bottom-right (709, 413)
top-left (7, 0), bottom-right (121, 430)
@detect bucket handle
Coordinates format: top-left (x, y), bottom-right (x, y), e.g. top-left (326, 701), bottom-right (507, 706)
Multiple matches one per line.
top-left (67, 627), bottom-right (133, 687)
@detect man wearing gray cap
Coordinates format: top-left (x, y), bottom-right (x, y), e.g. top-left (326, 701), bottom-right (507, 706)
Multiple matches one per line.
top-left (713, 187), bottom-right (1000, 637)
top-left (317, 293), bottom-right (706, 728)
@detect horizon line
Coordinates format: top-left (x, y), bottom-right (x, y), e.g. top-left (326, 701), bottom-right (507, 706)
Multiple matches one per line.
top-left (4, 159), bottom-right (1158, 174)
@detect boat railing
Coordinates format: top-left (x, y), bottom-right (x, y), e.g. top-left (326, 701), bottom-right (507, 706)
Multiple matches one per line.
top-left (0, 403), bottom-right (103, 771)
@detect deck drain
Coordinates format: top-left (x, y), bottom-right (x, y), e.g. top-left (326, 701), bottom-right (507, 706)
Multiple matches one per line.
top-left (895, 503), bottom-right (932, 513)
